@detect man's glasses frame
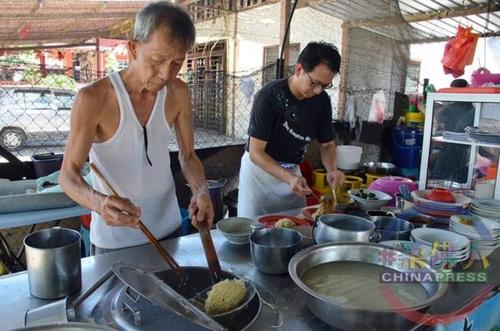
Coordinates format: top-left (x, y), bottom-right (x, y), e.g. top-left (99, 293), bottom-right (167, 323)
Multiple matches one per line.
top-left (306, 72), bottom-right (333, 90)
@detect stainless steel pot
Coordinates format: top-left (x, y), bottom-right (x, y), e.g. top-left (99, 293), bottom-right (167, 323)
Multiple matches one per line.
top-left (313, 214), bottom-right (378, 244)
top-left (24, 227), bottom-right (82, 299)
top-left (288, 242), bottom-right (448, 330)
top-left (408, 214), bottom-right (437, 228)
top-left (370, 216), bottom-right (415, 241)
top-left (250, 228), bottom-right (302, 275)
top-left (187, 179), bottom-right (227, 223)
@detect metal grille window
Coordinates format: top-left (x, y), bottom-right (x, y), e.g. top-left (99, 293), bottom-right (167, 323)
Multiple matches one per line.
top-left (186, 41), bottom-right (227, 135)
top-left (262, 44), bottom-right (300, 85)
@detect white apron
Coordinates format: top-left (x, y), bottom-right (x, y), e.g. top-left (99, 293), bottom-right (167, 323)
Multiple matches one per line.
top-left (237, 152), bottom-right (306, 218)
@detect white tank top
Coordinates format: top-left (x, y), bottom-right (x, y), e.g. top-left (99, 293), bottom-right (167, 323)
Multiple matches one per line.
top-left (89, 71), bottom-right (181, 249)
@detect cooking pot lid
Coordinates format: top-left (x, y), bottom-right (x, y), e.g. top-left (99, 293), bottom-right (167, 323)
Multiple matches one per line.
top-left (111, 263), bottom-right (225, 331)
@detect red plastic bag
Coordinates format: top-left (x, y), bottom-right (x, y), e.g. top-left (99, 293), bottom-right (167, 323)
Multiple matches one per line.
top-left (442, 26), bottom-right (479, 78)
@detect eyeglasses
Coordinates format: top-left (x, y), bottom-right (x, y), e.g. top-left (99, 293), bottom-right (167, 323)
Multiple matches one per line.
top-left (306, 72), bottom-right (333, 90)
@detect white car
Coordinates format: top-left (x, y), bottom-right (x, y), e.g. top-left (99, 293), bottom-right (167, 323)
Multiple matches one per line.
top-left (0, 86), bottom-right (75, 149)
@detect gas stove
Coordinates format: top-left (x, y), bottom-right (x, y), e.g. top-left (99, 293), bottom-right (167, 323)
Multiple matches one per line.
top-left (27, 266), bottom-right (279, 331)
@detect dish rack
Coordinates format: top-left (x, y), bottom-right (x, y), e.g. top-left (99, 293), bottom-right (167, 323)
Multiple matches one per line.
top-left (419, 92), bottom-right (500, 200)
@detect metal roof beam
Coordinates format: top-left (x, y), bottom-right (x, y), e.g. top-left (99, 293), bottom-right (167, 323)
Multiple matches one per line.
top-left (345, 2), bottom-right (500, 28)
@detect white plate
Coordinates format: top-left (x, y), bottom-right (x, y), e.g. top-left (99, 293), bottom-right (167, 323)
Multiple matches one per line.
top-left (449, 224), bottom-right (500, 237)
top-left (450, 222), bottom-right (500, 234)
top-left (450, 229), bottom-right (500, 242)
top-left (470, 208), bottom-right (500, 220)
top-left (450, 215), bottom-right (500, 231)
top-left (470, 246), bottom-right (497, 259)
top-left (380, 240), bottom-right (446, 269)
top-left (411, 228), bottom-right (471, 252)
top-left (411, 190), bottom-right (472, 208)
top-left (474, 199), bottom-right (500, 209)
top-left (409, 237), bottom-right (471, 261)
top-left (470, 205), bottom-right (500, 214)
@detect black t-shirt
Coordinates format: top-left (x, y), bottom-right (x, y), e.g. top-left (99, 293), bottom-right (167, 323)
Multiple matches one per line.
top-left (246, 77), bottom-right (335, 164)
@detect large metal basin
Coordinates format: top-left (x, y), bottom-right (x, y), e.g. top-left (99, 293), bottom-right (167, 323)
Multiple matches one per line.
top-left (288, 242), bottom-right (447, 330)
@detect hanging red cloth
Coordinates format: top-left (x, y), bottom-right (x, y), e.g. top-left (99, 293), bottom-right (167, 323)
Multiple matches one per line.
top-left (19, 22), bottom-right (32, 39)
top-left (441, 25), bottom-right (479, 78)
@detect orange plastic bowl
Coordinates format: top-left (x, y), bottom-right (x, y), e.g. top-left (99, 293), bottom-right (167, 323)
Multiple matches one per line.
top-left (426, 188), bottom-right (456, 203)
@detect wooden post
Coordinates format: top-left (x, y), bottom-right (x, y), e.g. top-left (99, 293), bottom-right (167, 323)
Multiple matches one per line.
top-left (337, 23), bottom-right (350, 120)
top-left (96, 38), bottom-right (101, 79)
top-left (279, 0), bottom-right (291, 76)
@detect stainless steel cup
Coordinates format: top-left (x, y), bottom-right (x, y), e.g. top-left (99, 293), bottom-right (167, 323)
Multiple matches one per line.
top-left (24, 227), bottom-right (82, 299)
top-left (250, 228), bottom-right (302, 275)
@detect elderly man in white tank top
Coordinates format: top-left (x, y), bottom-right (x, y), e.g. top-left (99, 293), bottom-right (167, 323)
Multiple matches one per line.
top-left (60, 2), bottom-right (213, 255)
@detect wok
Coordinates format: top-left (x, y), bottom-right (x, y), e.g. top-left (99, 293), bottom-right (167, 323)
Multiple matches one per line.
top-left (361, 162), bottom-right (397, 175)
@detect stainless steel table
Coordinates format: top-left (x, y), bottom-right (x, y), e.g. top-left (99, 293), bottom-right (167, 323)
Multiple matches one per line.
top-left (0, 208), bottom-right (498, 330)
top-left (0, 205), bottom-right (89, 230)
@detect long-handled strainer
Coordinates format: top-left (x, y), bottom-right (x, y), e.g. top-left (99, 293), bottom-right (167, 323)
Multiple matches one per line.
top-left (89, 163), bottom-right (188, 286)
top-left (90, 163), bottom-right (255, 319)
top-left (112, 263), bottom-right (226, 331)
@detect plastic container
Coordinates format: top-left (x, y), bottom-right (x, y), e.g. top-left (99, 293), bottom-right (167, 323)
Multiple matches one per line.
top-left (312, 169), bottom-right (331, 194)
top-left (31, 153), bottom-right (63, 178)
top-left (486, 164), bottom-right (498, 180)
top-left (405, 112), bottom-right (425, 128)
top-left (369, 176), bottom-right (418, 207)
top-left (336, 145), bottom-right (363, 170)
top-left (391, 126), bottom-right (423, 169)
top-left (471, 68), bottom-right (500, 87)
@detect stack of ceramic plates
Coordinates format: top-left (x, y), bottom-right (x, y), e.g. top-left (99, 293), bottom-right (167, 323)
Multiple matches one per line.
top-left (410, 228), bottom-right (471, 267)
top-left (449, 215), bottom-right (500, 259)
top-left (470, 199), bottom-right (500, 220)
top-left (379, 240), bottom-right (445, 270)
top-left (474, 180), bottom-right (496, 200)
top-left (465, 127), bottom-right (500, 145)
top-left (411, 190), bottom-right (471, 218)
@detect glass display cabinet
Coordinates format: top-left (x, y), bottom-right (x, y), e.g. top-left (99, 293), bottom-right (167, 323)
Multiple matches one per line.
top-left (419, 92), bottom-right (500, 200)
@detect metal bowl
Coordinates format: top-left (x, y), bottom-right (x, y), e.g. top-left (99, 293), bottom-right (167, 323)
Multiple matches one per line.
top-left (288, 242), bottom-right (447, 330)
top-left (216, 217), bottom-right (253, 245)
top-left (361, 162), bottom-right (397, 175)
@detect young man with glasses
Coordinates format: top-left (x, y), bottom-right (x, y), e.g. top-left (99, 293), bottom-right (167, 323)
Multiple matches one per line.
top-left (237, 42), bottom-right (345, 217)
